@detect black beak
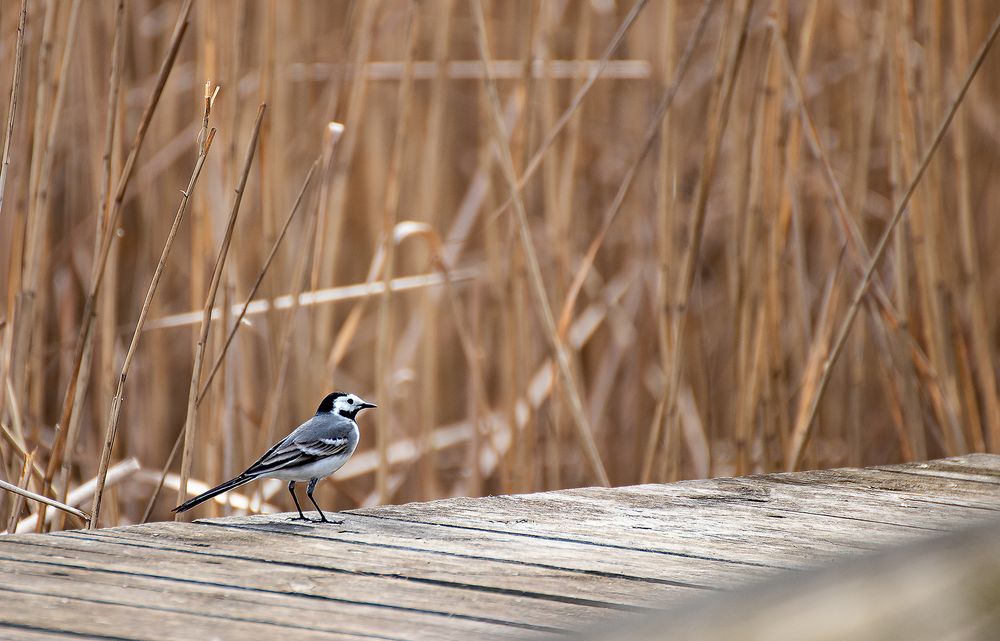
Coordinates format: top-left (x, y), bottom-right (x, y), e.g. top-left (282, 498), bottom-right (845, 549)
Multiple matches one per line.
top-left (359, 400), bottom-right (377, 410)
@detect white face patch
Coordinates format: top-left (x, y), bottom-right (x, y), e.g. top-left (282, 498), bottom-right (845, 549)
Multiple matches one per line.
top-left (331, 394), bottom-right (362, 414)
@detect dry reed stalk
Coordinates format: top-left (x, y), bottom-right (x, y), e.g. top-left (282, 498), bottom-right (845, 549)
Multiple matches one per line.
top-left (290, 59), bottom-right (653, 82)
top-left (773, 0), bottom-right (819, 243)
top-left (729, 27), bottom-right (771, 477)
top-left (377, 223), bottom-right (502, 493)
top-left (387, 93), bottom-right (519, 370)
top-left (549, 0), bottom-right (716, 481)
top-left (4, 449), bottom-right (33, 533)
top-left (480, 264), bottom-right (642, 482)
top-left (23, 0), bottom-right (57, 267)
top-left (920, 6), bottom-right (967, 453)
top-left (643, 0), bottom-right (751, 483)
top-left (727, 36), bottom-right (765, 476)
top-left (249, 1), bottom-right (275, 345)
top-left (197, 159), bottom-right (320, 403)
top-left (486, 0), bottom-right (649, 226)
top-left (0, 419), bottom-right (42, 483)
top-left (3, 374), bottom-right (25, 463)
top-left (951, 0), bottom-right (1000, 451)
top-left (787, 7), bottom-right (1000, 471)
top-left (471, 0), bottom-right (609, 487)
top-left (250, 146), bottom-right (336, 513)
top-left (884, 10), bottom-right (927, 461)
top-left (3, 0), bottom-right (57, 451)
top-left (48, 0), bottom-right (195, 495)
top-left (88, 111), bottom-right (218, 529)
top-left (890, 4), bottom-right (966, 456)
top-left (787, 259), bottom-right (846, 466)
top-left (379, 93), bottom-right (522, 490)
top-left (176, 104), bottom-right (265, 517)
top-left (760, 18), bottom-right (791, 475)
top-left (415, 0), bottom-right (455, 499)
top-left (19, 458), bottom-right (139, 533)
top-left (0, 0), bottom-right (28, 284)
top-left (148, 268), bottom-right (478, 332)
top-left (211, 13), bottom-right (245, 500)
top-left (0, 473), bottom-right (88, 526)
top-left (504, 1), bottom-right (543, 497)
top-left (555, 0), bottom-right (717, 337)
top-left (653, 0), bottom-right (680, 481)
top-left (5, 0), bottom-right (1000, 529)
top-left (51, 0), bottom-right (128, 532)
top-left (12, 0), bottom-right (82, 527)
top-left (872, 322), bottom-right (915, 460)
top-left (23, 0), bottom-right (82, 293)
top-left (536, 2), bottom-right (570, 292)
top-left (375, 0), bottom-right (418, 503)
top-left (774, 27), bottom-right (912, 468)
top-left (556, 8), bottom-right (592, 193)
top-left (881, 6), bottom-right (946, 459)
top-left (311, 1), bottom-right (377, 354)
top-left (849, 3), bottom-right (887, 219)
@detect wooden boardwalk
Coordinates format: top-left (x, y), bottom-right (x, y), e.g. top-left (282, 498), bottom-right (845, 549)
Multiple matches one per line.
top-left (1, 454), bottom-right (998, 640)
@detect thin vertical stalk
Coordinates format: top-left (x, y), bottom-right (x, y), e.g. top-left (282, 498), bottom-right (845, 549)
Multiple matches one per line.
top-left (177, 104), bottom-right (266, 515)
top-left (487, 0), bottom-right (649, 223)
top-left (139, 154), bottom-right (321, 524)
top-left (470, 0), bottom-right (609, 486)
top-left (0, 0), bottom-right (29, 426)
top-left (0, 0), bottom-right (28, 222)
top-left (788, 7), bottom-right (1000, 470)
top-left (644, 0), bottom-right (752, 482)
top-left (90, 126), bottom-right (217, 529)
top-left (555, 0), bottom-right (718, 336)
top-left (48, 0), bottom-right (195, 493)
top-left (53, 0), bottom-right (128, 532)
top-left (376, 1), bottom-right (418, 503)
top-left (951, 0), bottom-right (1000, 451)
top-left (312, 1), bottom-right (378, 354)
top-left (416, 0), bottom-right (454, 499)
top-left (4, 450), bottom-right (34, 533)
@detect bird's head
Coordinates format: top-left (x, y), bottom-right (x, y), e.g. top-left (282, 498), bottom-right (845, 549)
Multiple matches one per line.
top-left (316, 391), bottom-right (377, 419)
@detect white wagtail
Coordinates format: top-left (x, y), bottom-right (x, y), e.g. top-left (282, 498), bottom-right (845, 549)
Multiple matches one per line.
top-left (173, 391), bottom-right (376, 523)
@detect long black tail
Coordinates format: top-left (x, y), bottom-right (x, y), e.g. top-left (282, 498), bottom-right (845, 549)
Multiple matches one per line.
top-left (173, 474), bottom-right (257, 513)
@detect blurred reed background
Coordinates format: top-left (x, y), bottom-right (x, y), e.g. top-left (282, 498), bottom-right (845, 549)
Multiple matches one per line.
top-left (2, 0), bottom-right (1000, 532)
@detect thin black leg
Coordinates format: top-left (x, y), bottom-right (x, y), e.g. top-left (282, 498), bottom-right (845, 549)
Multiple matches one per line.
top-left (306, 478), bottom-right (335, 523)
top-left (288, 481), bottom-right (309, 521)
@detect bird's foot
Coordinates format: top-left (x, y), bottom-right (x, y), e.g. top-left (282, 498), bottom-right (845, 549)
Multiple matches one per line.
top-left (288, 515), bottom-right (315, 523)
top-left (318, 517), bottom-right (343, 525)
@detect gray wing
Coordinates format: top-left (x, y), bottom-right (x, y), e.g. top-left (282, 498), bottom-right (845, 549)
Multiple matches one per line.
top-left (242, 414), bottom-right (356, 478)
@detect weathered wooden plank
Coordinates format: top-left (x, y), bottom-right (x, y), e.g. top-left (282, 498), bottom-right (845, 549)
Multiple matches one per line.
top-left (607, 469), bottom-right (1000, 528)
top-left (358, 471), bottom-right (997, 570)
top-left (0, 624), bottom-right (120, 641)
top-left (593, 517), bottom-right (1000, 641)
top-left (812, 467), bottom-right (1000, 510)
top-left (201, 514), bottom-right (767, 591)
top-left (0, 538), bottom-right (574, 638)
top-left (876, 454), bottom-right (1000, 486)
top-left (0, 455), bottom-right (996, 641)
top-left (63, 524), bottom-right (701, 610)
top-left (0, 588), bottom-right (370, 641)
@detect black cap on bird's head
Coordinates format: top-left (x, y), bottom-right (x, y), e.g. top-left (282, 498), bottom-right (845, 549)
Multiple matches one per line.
top-left (316, 391), bottom-right (377, 419)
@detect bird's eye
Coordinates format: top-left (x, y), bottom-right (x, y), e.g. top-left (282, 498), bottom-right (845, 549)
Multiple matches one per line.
top-left (348, 398), bottom-right (354, 405)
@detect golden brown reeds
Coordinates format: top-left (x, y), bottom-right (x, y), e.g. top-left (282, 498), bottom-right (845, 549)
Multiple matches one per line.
top-left (2, 1), bottom-right (1000, 531)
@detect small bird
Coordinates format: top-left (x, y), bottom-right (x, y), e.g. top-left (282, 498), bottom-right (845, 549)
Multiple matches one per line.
top-left (173, 391), bottom-right (376, 523)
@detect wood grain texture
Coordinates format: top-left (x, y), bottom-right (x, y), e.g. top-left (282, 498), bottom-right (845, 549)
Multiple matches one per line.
top-left (1, 455), bottom-right (998, 640)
